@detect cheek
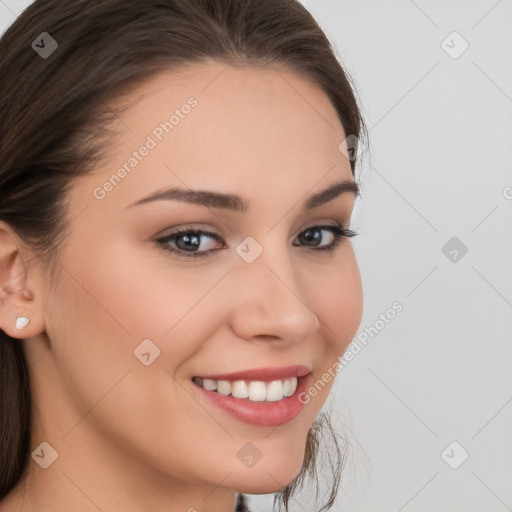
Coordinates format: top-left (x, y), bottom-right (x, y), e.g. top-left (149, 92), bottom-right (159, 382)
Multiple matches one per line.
top-left (300, 249), bottom-right (362, 407)
top-left (48, 237), bottom-right (235, 424)
top-left (45, 238), bottom-right (204, 407)
top-left (309, 249), bottom-right (363, 351)
top-left (57, 234), bottom-right (226, 351)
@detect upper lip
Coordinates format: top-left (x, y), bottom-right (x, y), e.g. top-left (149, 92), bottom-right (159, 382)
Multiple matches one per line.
top-left (195, 365), bottom-right (311, 382)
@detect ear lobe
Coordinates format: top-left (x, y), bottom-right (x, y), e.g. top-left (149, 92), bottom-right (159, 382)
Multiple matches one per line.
top-left (0, 221), bottom-right (43, 339)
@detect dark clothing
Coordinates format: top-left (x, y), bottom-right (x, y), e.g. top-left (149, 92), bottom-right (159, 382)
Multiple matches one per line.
top-left (234, 493), bottom-right (251, 511)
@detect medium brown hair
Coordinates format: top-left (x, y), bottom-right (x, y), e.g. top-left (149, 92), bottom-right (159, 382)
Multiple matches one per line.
top-left (0, 0), bottom-right (367, 509)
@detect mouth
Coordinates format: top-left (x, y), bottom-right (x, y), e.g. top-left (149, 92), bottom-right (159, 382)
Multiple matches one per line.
top-left (190, 365), bottom-right (312, 427)
top-left (192, 375), bottom-right (298, 402)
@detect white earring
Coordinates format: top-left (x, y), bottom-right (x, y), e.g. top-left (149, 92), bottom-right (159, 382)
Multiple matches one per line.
top-left (15, 316), bottom-right (30, 329)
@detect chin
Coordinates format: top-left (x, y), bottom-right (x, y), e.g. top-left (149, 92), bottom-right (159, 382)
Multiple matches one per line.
top-left (234, 477), bottom-right (297, 496)
top-left (228, 453), bottom-right (305, 495)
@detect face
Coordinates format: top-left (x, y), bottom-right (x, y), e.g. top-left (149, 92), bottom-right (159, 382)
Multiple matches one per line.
top-left (28, 61), bottom-right (363, 498)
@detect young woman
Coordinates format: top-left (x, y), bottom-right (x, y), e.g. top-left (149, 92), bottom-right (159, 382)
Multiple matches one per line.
top-left (0, 1), bottom-right (367, 510)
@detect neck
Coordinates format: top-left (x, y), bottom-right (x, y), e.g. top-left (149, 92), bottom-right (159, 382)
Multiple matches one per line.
top-left (1, 423), bottom-right (238, 512)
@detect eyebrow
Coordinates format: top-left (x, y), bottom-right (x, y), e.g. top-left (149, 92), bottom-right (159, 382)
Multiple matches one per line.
top-left (126, 179), bottom-right (359, 212)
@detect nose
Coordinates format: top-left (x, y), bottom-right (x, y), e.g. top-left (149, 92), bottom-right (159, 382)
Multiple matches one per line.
top-left (227, 248), bottom-right (320, 345)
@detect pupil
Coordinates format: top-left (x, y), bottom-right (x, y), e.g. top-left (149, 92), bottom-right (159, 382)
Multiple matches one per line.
top-left (303, 228), bottom-right (320, 245)
top-left (179, 234), bottom-right (200, 250)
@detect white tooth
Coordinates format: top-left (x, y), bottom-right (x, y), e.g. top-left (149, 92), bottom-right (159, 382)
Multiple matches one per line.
top-left (217, 380), bottom-right (232, 396)
top-left (288, 377), bottom-right (297, 396)
top-left (232, 380), bottom-right (249, 399)
top-left (203, 379), bottom-right (217, 391)
top-left (266, 380), bottom-right (284, 401)
top-left (282, 379), bottom-right (291, 397)
top-left (248, 381), bottom-right (267, 402)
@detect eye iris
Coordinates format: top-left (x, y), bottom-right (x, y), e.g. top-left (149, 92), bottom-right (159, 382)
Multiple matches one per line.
top-left (302, 228), bottom-right (322, 245)
top-left (177, 233), bottom-right (200, 251)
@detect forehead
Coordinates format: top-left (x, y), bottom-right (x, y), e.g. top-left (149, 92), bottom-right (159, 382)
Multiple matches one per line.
top-left (121, 61), bottom-right (342, 130)
top-left (81, 61), bottom-right (352, 213)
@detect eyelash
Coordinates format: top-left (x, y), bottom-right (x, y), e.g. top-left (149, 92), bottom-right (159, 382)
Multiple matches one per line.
top-left (156, 224), bottom-right (358, 259)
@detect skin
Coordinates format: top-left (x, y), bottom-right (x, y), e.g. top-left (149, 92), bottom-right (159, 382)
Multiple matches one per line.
top-left (0, 61), bottom-right (363, 511)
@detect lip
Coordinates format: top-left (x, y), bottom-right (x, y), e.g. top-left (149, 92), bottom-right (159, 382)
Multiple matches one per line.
top-left (195, 364), bottom-right (311, 382)
top-left (191, 371), bottom-right (312, 427)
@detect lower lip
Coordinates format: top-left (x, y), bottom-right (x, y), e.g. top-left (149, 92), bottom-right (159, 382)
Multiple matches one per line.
top-left (191, 374), bottom-right (311, 427)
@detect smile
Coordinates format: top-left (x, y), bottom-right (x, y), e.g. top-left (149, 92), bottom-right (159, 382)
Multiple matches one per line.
top-left (192, 376), bottom-right (298, 402)
top-left (190, 365), bottom-right (311, 427)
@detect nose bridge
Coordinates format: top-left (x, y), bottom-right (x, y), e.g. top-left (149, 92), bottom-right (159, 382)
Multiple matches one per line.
top-left (228, 239), bottom-right (319, 342)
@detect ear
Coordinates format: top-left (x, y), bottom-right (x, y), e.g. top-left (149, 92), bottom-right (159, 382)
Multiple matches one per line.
top-left (0, 221), bottom-right (45, 339)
